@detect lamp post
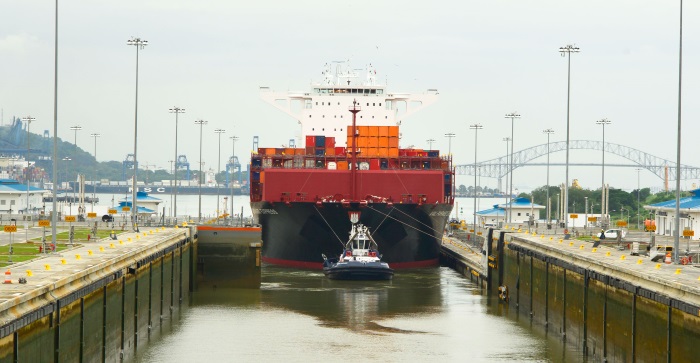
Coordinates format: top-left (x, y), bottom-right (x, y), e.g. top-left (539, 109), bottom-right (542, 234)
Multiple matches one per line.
top-left (230, 135), bottom-right (238, 226)
top-left (502, 137), bottom-right (510, 217)
top-left (505, 112), bottom-right (521, 225)
top-left (195, 119), bottom-right (208, 222)
top-left (127, 36), bottom-right (148, 231)
top-left (169, 106), bottom-right (185, 223)
top-left (426, 138), bottom-right (435, 150)
top-left (22, 116), bottom-right (35, 215)
top-left (168, 160), bottom-right (174, 220)
top-left (90, 133), bottom-right (100, 212)
top-left (673, 0), bottom-right (684, 263)
top-left (584, 196), bottom-right (588, 229)
top-left (636, 168), bottom-right (642, 230)
top-left (214, 128), bottom-right (225, 223)
top-left (543, 129), bottom-right (554, 226)
top-left (69, 125), bottom-right (81, 146)
top-left (444, 133), bottom-right (455, 155)
top-left (560, 44), bottom-right (580, 233)
top-left (470, 124), bottom-right (483, 230)
top-left (597, 118), bottom-right (611, 228)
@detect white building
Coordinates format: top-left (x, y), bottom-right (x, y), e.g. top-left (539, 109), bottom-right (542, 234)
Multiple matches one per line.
top-left (476, 197), bottom-right (545, 227)
top-left (0, 179), bottom-right (47, 213)
top-left (644, 189), bottom-right (700, 240)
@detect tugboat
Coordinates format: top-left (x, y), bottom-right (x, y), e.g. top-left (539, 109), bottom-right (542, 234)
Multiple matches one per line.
top-left (322, 223), bottom-right (394, 280)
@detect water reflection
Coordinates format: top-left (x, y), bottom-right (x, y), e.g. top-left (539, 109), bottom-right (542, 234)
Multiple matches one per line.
top-left (132, 265), bottom-right (585, 362)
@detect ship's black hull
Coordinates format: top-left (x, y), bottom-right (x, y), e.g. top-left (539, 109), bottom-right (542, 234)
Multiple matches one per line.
top-left (252, 201), bottom-right (453, 269)
top-left (323, 262), bottom-right (394, 280)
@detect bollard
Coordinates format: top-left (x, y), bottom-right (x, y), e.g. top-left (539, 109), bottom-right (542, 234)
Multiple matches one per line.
top-left (75, 254), bottom-right (81, 260)
top-left (109, 243), bottom-right (115, 249)
top-left (637, 259), bottom-right (643, 264)
top-left (3, 270), bottom-right (11, 284)
top-left (592, 248), bottom-right (598, 253)
top-left (88, 250), bottom-right (93, 255)
top-left (99, 246), bottom-right (105, 252)
top-left (60, 259), bottom-right (66, 265)
top-left (26, 270), bottom-right (32, 277)
top-left (44, 264), bottom-right (50, 271)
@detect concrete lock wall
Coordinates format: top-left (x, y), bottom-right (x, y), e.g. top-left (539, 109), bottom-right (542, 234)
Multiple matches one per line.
top-left (0, 229), bottom-right (193, 363)
top-left (499, 232), bottom-right (700, 362)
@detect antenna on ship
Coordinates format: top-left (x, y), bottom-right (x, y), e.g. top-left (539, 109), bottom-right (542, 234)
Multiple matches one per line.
top-left (348, 99), bottom-right (361, 201)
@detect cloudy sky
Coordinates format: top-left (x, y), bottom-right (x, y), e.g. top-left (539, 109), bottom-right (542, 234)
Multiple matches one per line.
top-left (1, 1), bottom-right (698, 193)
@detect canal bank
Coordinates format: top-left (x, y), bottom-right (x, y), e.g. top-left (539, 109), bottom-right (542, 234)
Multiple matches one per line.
top-left (0, 227), bottom-right (195, 362)
top-left (441, 228), bottom-right (700, 362)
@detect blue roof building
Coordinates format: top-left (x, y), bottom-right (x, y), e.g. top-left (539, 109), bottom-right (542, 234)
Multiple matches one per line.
top-left (644, 189), bottom-right (700, 240)
top-left (475, 197), bottom-right (545, 227)
top-left (0, 179), bottom-right (48, 213)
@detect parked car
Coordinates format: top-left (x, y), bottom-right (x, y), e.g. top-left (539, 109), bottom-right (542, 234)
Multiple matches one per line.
top-left (102, 214), bottom-right (114, 222)
top-left (602, 228), bottom-right (627, 239)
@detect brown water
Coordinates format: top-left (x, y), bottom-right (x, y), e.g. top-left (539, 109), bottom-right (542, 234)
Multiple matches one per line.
top-left (131, 266), bottom-right (585, 362)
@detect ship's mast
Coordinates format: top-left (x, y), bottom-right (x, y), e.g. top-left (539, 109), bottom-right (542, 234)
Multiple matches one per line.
top-left (349, 100), bottom-right (361, 201)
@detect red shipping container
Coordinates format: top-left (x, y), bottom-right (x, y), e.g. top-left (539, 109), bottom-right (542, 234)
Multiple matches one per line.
top-left (335, 147), bottom-right (346, 155)
top-left (325, 137), bottom-right (335, 148)
top-left (306, 136), bottom-right (315, 148)
top-left (369, 159), bottom-right (381, 170)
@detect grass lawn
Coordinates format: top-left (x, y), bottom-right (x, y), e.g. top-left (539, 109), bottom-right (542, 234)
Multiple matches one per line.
top-left (0, 242), bottom-right (72, 268)
top-left (30, 228), bottom-right (114, 243)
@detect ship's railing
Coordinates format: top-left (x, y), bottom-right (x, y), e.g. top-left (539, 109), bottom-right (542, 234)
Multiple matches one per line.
top-left (250, 153), bottom-right (452, 171)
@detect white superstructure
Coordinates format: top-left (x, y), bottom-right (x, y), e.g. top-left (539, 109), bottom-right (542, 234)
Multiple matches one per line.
top-left (260, 62), bottom-right (438, 147)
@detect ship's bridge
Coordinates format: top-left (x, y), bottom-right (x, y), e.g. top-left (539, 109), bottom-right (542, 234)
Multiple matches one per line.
top-left (260, 63), bottom-right (437, 147)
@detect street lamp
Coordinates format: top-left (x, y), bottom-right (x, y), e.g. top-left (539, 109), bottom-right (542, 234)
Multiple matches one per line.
top-left (426, 138), bottom-right (435, 150)
top-left (444, 133), bottom-right (455, 155)
top-left (127, 36), bottom-right (148, 230)
top-left (673, 0), bottom-right (684, 263)
top-left (470, 124), bottom-right (483, 229)
top-left (195, 119), bottom-right (208, 222)
top-left (90, 133), bottom-right (100, 212)
top-left (636, 167), bottom-right (642, 230)
top-left (169, 106), bottom-right (185, 223)
top-left (543, 128), bottom-right (554, 225)
top-left (230, 135), bottom-right (239, 225)
top-left (502, 137), bottom-right (510, 216)
top-left (560, 44), bottom-right (580, 233)
top-left (214, 128), bottom-right (226, 222)
top-left (505, 112), bottom-right (521, 224)
top-left (597, 118), bottom-right (611, 228)
top-left (584, 196), bottom-right (588, 229)
top-left (22, 116), bottom-right (35, 215)
top-left (69, 125), bottom-right (82, 146)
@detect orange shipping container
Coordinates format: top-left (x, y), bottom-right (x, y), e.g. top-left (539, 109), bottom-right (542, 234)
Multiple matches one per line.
top-left (337, 161), bottom-right (348, 170)
top-left (388, 126), bottom-right (399, 137)
top-left (389, 137), bottom-right (399, 148)
top-left (378, 137), bottom-right (389, 147)
top-left (295, 148), bottom-right (305, 155)
top-left (378, 126), bottom-right (389, 137)
top-left (369, 126), bottom-right (379, 137)
top-left (358, 126), bottom-right (369, 136)
top-left (388, 148), bottom-right (399, 157)
top-left (326, 147), bottom-right (335, 156)
top-left (367, 147), bottom-right (379, 156)
top-left (368, 137), bottom-right (379, 147)
top-left (284, 148), bottom-right (295, 155)
top-left (260, 171), bottom-right (265, 183)
top-left (265, 148), bottom-right (276, 155)
top-left (378, 147), bottom-right (389, 157)
top-left (357, 137), bottom-right (369, 148)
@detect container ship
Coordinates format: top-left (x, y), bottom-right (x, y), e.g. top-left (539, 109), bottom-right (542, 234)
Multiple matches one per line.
top-left (251, 63), bottom-right (454, 269)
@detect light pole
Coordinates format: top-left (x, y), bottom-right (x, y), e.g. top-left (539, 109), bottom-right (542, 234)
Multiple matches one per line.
top-left (127, 36), bottom-right (148, 231)
top-left (51, 0), bottom-right (59, 250)
top-left (22, 116), bottom-right (35, 215)
top-left (195, 119), bottom-right (208, 222)
top-left (505, 112), bottom-right (521, 225)
top-left (560, 44), bottom-right (580, 234)
top-left (636, 168), bottom-right (642, 230)
top-left (426, 138), bottom-right (435, 150)
top-left (470, 124), bottom-right (483, 230)
top-left (230, 135), bottom-right (238, 225)
top-left (214, 128), bottom-right (226, 222)
top-left (543, 129), bottom-right (554, 226)
top-left (502, 137), bottom-right (510, 217)
top-left (444, 133), bottom-right (455, 156)
top-left (69, 125), bottom-right (82, 146)
top-left (169, 106), bottom-right (185, 223)
top-left (597, 118), bottom-right (611, 228)
top-left (584, 196), bottom-right (588, 229)
top-left (90, 133), bottom-right (100, 212)
top-left (673, 0), bottom-right (684, 263)
top-left (168, 160), bottom-right (174, 220)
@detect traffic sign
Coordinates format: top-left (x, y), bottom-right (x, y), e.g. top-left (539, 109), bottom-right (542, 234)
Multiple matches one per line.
top-left (122, 206), bottom-right (131, 212)
top-left (65, 216), bottom-right (76, 222)
top-left (108, 209), bottom-right (117, 215)
top-left (87, 212), bottom-right (97, 218)
top-left (38, 220), bottom-right (50, 227)
top-left (683, 230), bottom-right (694, 237)
top-left (570, 214), bottom-right (578, 219)
top-left (4, 225), bottom-right (17, 233)
top-left (616, 221), bottom-right (628, 227)
top-left (588, 217), bottom-right (597, 222)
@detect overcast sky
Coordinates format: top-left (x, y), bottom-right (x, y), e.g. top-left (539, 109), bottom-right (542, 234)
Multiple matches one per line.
top-left (1, 1), bottom-right (698, 193)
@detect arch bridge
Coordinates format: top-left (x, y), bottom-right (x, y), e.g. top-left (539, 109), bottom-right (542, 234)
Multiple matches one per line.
top-left (455, 140), bottom-right (699, 186)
